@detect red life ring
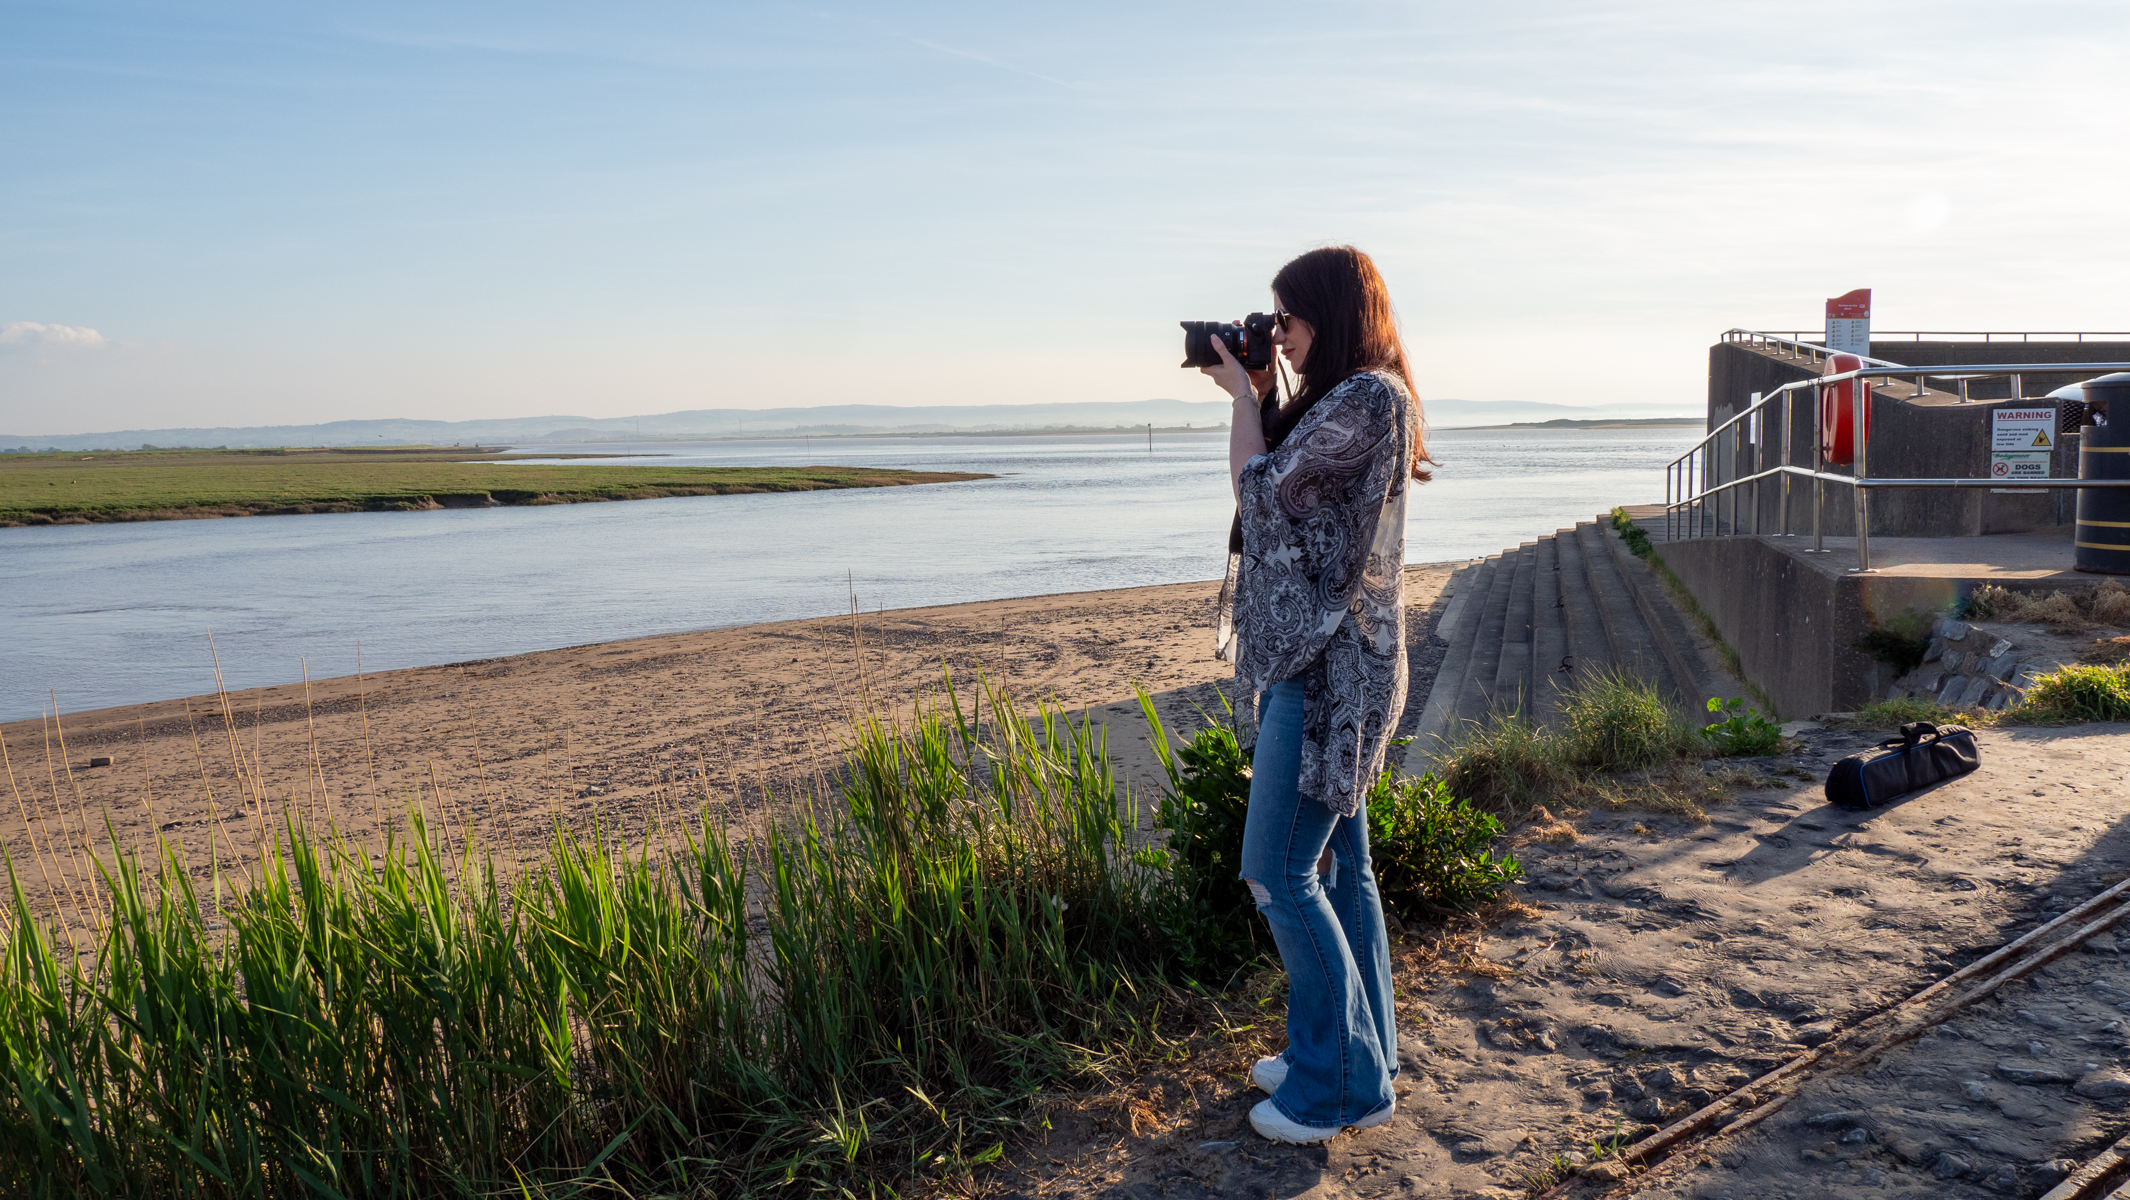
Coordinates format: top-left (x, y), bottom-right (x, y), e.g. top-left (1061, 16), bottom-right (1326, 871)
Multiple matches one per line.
top-left (1819, 352), bottom-right (1871, 466)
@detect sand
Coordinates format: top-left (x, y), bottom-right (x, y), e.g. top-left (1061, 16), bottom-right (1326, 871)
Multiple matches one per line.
top-left (0, 565), bottom-right (1458, 926)
top-left (24, 560), bottom-right (2127, 1199)
top-left (996, 720), bottom-right (2130, 1199)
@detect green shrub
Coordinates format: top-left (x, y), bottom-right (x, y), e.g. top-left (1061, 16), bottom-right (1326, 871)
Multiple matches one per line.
top-left (1434, 710), bottom-right (1567, 813)
top-left (1134, 691), bottom-right (1264, 984)
top-left (1136, 697), bottom-right (1522, 945)
top-left (1560, 671), bottom-right (1691, 771)
top-left (1366, 772), bottom-right (1524, 916)
top-left (2017, 663), bottom-right (2130, 722)
top-left (1700, 696), bottom-right (1782, 755)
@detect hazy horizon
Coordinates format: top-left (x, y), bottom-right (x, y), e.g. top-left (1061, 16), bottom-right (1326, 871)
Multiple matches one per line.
top-left (6, 2), bottom-right (2127, 437)
top-left (0, 394), bottom-right (1709, 450)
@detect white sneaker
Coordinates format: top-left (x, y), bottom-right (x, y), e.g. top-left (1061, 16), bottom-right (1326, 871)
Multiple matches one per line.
top-left (1251, 1055), bottom-right (1289, 1093)
top-left (1351, 1096), bottom-right (1397, 1130)
top-left (1247, 1096), bottom-right (1396, 1144)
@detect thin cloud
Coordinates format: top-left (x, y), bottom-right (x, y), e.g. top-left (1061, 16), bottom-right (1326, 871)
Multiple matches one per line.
top-left (901, 36), bottom-right (1080, 89)
top-left (0, 322), bottom-right (108, 348)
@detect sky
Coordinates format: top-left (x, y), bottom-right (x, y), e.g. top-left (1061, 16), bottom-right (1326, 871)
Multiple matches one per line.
top-left (4, 1), bottom-right (2128, 436)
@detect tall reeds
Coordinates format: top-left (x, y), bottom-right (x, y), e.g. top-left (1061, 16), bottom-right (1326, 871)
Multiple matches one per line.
top-left (0, 670), bottom-right (1167, 1197)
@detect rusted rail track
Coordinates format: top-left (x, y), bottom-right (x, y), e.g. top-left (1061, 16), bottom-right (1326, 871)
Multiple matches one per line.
top-left (1538, 874), bottom-right (2130, 1196)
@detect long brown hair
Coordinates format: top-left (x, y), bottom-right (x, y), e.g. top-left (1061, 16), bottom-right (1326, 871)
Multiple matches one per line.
top-left (1268, 246), bottom-right (1432, 481)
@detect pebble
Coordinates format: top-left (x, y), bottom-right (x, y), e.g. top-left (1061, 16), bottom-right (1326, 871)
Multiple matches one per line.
top-left (1962, 1080), bottom-right (1990, 1101)
top-left (1984, 1163), bottom-right (2019, 1192)
top-left (1998, 1061), bottom-right (2075, 1084)
top-left (1580, 1161), bottom-right (1630, 1183)
top-left (1645, 1067), bottom-right (1677, 1091)
top-left (2032, 1159), bottom-right (2077, 1188)
top-left (1934, 1151), bottom-right (1972, 1179)
top-left (1841, 1127), bottom-right (1869, 1144)
top-left (2028, 1039), bottom-right (2048, 1057)
top-left (2073, 1068), bottom-right (2130, 1099)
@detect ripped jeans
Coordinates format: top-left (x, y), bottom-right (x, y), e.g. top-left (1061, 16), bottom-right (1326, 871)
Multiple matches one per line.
top-left (1238, 674), bottom-right (1397, 1128)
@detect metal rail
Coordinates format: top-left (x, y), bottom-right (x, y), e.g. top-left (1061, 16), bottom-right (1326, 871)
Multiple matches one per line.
top-left (1756, 330), bottom-right (2130, 343)
top-left (1669, 339), bottom-right (2130, 571)
top-left (1534, 871), bottom-right (2130, 1198)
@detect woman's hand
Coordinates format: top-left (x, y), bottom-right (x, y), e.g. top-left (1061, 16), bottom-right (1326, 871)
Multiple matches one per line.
top-left (1198, 329), bottom-right (1264, 402)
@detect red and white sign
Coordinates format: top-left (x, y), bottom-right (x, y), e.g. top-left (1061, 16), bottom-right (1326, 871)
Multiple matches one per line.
top-left (1825, 288), bottom-right (1871, 356)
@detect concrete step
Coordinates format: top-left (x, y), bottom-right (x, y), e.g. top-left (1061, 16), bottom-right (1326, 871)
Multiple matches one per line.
top-left (1573, 522), bottom-right (1683, 701)
top-left (1595, 513), bottom-right (1744, 711)
top-left (1553, 525), bottom-right (1613, 686)
top-left (1408, 559), bottom-right (1490, 753)
top-left (1491, 541), bottom-right (1538, 712)
top-left (1455, 546), bottom-right (1522, 728)
top-left (1411, 516), bottom-right (1756, 762)
top-left (1530, 536), bottom-right (1569, 728)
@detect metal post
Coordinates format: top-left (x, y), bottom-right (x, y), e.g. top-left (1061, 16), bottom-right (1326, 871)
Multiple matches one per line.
top-left (1852, 379), bottom-right (1872, 572)
top-left (1750, 393), bottom-right (1762, 535)
top-left (1780, 387), bottom-right (1792, 535)
top-left (1810, 382), bottom-right (1827, 554)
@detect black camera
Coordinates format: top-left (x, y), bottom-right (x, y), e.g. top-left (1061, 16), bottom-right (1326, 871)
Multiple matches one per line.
top-left (1180, 313), bottom-right (1276, 370)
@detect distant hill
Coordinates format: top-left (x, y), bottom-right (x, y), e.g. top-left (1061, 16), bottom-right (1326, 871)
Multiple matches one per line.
top-left (2, 397), bottom-right (1700, 451)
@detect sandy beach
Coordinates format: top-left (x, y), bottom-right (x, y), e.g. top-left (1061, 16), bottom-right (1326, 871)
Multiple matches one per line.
top-left (1, 564), bottom-right (1459, 922)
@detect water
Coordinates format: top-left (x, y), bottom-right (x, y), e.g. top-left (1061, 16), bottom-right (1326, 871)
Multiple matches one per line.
top-left (0, 426), bottom-right (1699, 720)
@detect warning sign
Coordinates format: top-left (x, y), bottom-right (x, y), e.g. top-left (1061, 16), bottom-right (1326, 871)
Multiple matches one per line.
top-left (1993, 408), bottom-right (2055, 492)
top-left (1992, 407), bottom-right (2056, 451)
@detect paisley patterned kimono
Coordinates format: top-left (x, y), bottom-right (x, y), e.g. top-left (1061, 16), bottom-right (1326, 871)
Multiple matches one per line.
top-left (1218, 369), bottom-right (1412, 818)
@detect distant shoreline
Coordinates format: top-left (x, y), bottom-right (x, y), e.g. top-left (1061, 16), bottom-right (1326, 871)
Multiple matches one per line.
top-left (0, 449), bottom-right (988, 528)
top-left (1445, 417), bottom-right (1704, 431)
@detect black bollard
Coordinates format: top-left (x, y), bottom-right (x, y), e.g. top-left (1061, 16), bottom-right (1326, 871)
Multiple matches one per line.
top-left (2076, 372), bottom-right (2130, 574)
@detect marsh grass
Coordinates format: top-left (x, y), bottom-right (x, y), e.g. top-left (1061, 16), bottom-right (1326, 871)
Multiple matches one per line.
top-left (0, 448), bottom-right (987, 526)
top-left (0, 670), bottom-right (1177, 1198)
top-left (1431, 674), bottom-right (1739, 823)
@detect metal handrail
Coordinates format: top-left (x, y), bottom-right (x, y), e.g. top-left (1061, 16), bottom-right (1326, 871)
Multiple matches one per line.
top-left (1719, 328), bottom-right (1907, 369)
top-left (1668, 338), bottom-right (2130, 571)
top-left (1754, 330), bottom-right (2130, 343)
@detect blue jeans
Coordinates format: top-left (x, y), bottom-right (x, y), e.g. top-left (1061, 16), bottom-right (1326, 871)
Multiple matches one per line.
top-left (1239, 674), bottom-right (1397, 1128)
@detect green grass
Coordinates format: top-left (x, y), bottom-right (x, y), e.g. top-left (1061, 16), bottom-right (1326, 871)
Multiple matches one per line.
top-left (1846, 696), bottom-right (1967, 729)
top-left (0, 447), bottom-right (988, 525)
top-left (2015, 663), bottom-right (2130, 722)
top-left (0, 673), bottom-right (1168, 1197)
top-left (1429, 673), bottom-right (1756, 822)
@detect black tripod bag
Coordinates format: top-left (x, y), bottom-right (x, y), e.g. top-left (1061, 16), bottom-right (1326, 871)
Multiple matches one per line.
top-left (1825, 721), bottom-right (1980, 810)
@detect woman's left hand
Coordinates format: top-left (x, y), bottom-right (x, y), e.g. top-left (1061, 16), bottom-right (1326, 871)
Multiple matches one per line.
top-left (1198, 328), bottom-right (1256, 402)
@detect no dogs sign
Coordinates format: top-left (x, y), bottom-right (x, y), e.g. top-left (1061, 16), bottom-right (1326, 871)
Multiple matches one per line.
top-left (1992, 407), bottom-right (2055, 493)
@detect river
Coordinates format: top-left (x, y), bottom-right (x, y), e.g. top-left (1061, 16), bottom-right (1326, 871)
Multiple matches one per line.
top-left (0, 425), bottom-right (1700, 719)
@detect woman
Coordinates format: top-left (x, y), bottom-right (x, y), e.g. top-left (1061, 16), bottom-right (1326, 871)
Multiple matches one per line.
top-left (1197, 245), bottom-right (1428, 1144)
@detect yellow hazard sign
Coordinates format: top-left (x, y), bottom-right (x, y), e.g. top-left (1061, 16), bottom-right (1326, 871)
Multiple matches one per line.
top-left (1994, 407), bottom-right (2056, 453)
